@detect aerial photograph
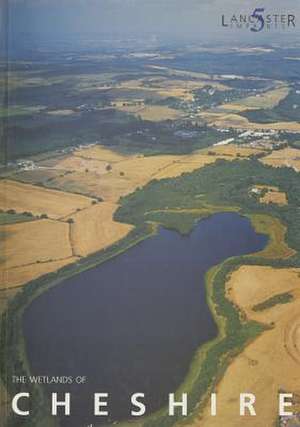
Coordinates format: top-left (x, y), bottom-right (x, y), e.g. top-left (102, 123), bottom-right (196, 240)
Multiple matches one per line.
top-left (0, 1), bottom-right (300, 426)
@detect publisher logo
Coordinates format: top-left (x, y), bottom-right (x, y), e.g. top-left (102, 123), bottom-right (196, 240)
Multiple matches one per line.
top-left (222, 8), bottom-right (296, 32)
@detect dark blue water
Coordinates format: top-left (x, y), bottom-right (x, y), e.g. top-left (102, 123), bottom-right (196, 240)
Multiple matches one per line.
top-left (23, 213), bottom-right (267, 426)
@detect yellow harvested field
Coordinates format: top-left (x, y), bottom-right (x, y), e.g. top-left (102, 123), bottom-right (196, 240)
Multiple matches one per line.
top-left (1, 258), bottom-right (78, 290)
top-left (54, 154), bottom-right (109, 174)
top-left (111, 155), bottom-right (178, 183)
top-left (135, 105), bottom-right (183, 121)
top-left (0, 180), bottom-right (93, 219)
top-left (154, 157), bottom-right (217, 179)
top-left (41, 154), bottom-right (179, 201)
top-left (154, 146), bottom-right (265, 179)
top-left (81, 155), bottom-right (178, 201)
top-left (221, 86), bottom-right (290, 112)
top-left (153, 79), bottom-right (228, 101)
top-left (66, 203), bottom-right (133, 257)
top-left (200, 144), bottom-right (266, 157)
top-left (261, 147), bottom-right (300, 172)
top-left (260, 189), bottom-right (287, 206)
top-left (199, 111), bottom-right (300, 132)
top-left (74, 145), bottom-right (126, 162)
top-left (195, 266), bottom-right (300, 427)
top-left (1, 219), bottom-right (72, 269)
top-left (228, 266), bottom-right (300, 320)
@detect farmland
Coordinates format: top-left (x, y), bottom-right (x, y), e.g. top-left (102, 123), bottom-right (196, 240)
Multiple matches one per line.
top-left (0, 180), bottom-right (94, 219)
top-left (1, 41), bottom-right (300, 427)
top-left (261, 147), bottom-right (300, 171)
top-left (1, 144), bottom-right (266, 292)
top-left (195, 266), bottom-right (300, 427)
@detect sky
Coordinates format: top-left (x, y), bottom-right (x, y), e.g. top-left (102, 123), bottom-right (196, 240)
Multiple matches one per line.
top-left (5, 0), bottom-right (300, 45)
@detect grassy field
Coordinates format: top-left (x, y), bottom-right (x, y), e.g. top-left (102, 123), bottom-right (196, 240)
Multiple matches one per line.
top-left (0, 212), bottom-right (36, 225)
top-left (248, 214), bottom-right (294, 259)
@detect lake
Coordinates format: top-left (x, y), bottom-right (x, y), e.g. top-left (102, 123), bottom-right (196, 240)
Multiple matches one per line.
top-left (23, 212), bottom-right (267, 426)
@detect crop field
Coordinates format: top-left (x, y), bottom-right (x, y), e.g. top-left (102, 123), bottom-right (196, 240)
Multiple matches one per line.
top-left (196, 266), bottom-right (300, 427)
top-left (220, 85), bottom-right (290, 112)
top-left (134, 105), bottom-right (184, 121)
top-left (0, 180), bottom-right (94, 219)
top-left (153, 157), bottom-right (218, 179)
top-left (65, 203), bottom-right (133, 257)
top-left (0, 219), bottom-right (72, 270)
top-left (199, 111), bottom-right (300, 132)
top-left (200, 144), bottom-right (266, 158)
top-left (152, 144), bottom-right (266, 179)
top-left (42, 170), bottom-right (106, 199)
top-left (261, 147), bottom-right (300, 171)
top-left (259, 187), bottom-right (288, 206)
top-left (2, 258), bottom-right (78, 291)
top-left (73, 145), bottom-right (127, 162)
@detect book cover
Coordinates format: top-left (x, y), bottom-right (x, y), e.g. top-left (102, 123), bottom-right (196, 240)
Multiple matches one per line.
top-left (0, 1), bottom-right (300, 427)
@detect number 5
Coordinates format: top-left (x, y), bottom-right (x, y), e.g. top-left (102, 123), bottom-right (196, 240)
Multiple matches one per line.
top-left (251, 8), bottom-right (265, 32)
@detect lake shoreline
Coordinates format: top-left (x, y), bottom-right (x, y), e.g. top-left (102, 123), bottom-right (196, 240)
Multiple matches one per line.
top-left (0, 209), bottom-right (292, 427)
